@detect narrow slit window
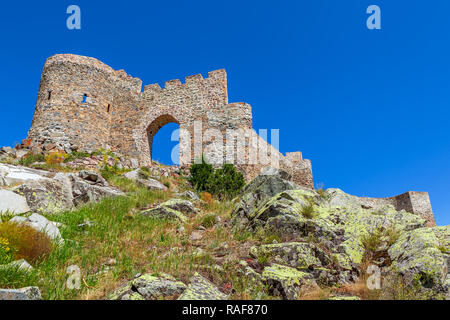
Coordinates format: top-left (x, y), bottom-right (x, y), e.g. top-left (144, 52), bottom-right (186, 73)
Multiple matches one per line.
top-left (107, 104), bottom-right (111, 113)
top-left (48, 91), bottom-right (52, 100)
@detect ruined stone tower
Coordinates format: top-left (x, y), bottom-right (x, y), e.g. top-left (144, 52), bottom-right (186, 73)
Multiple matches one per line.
top-left (27, 54), bottom-right (314, 188)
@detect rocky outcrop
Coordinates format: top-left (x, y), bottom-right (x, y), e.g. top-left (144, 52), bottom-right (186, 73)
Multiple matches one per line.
top-left (108, 273), bottom-right (187, 300)
top-left (231, 172), bottom-right (447, 299)
top-left (10, 213), bottom-right (63, 244)
top-left (0, 189), bottom-right (30, 215)
top-left (123, 169), bottom-right (167, 191)
top-left (141, 199), bottom-right (198, 222)
top-left (386, 226), bottom-right (450, 299)
top-left (178, 273), bottom-right (228, 300)
top-left (261, 264), bottom-right (318, 300)
top-left (0, 164), bottom-right (125, 214)
top-left (0, 287), bottom-right (41, 300)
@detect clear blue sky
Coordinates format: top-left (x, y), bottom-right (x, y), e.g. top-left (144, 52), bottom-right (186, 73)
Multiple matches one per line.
top-left (0, 1), bottom-right (449, 225)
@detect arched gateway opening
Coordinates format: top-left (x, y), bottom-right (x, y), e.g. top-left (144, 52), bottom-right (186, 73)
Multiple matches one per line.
top-left (146, 114), bottom-right (180, 165)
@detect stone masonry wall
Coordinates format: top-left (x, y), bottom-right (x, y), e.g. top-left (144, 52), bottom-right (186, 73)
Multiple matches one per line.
top-left (27, 54), bottom-right (314, 188)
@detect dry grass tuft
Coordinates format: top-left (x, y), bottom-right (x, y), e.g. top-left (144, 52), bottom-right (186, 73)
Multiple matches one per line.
top-left (0, 221), bottom-right (54, 264)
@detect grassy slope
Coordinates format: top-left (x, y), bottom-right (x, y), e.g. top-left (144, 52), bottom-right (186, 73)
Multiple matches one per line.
top-left (0, 174), bottom-right (268, 300)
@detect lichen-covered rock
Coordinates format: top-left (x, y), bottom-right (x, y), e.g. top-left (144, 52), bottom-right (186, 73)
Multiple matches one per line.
top-left (141, 206), bottom-right (187, 223)
top-left (71, 176), bottom-right (125, 206)
top-left (132, 273), bottom-right (187, 299)
top-left (79, 170), bottom-right (109, 186)
top-left (107, 283), bottom-right (143, 300)
top-left (387, 226), bottom-right (449, 298)
top-left (261, 264), bottom-right (317, 300)
top-left (123, 169), bottom-right (167, 191)
top-left (10, 213), bottom-right (63, 244)
top-left (179, 190), bottom-right (200, 201)
top-left (142, 199), bottom-right (197, 222)
top-left (232, 169), bottom-right (301, 222)
top-left (0, 189), bottom-right (30, 215)
top-left (161, 199), bottom-right (197, 215)
top-left (136, 178), bottom-right (167, 191)
top-left (0, 287), bottom-right (41, 300)
top-left (13, 178), bottom-right (74, 214)
top-left (0, 163), bottom-right (52, 186)
top-left (236, 185), bottom-right (428, 269)
top-left (250, 242), bottom-right (328, 271)
top-left (178, 273), bottom-right (228, 300)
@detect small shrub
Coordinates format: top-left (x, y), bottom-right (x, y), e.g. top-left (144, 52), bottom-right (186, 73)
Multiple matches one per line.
top-left (361, 228), bottom-right (384, 254)
top-left (18, 153), bottom-right (45, 166)
top-left (189, 156), bottom-right (214, 192)
top-left (300, 202), bottom-right (316, 219)
top-left (208, 164), bottom-right (245, 200)
top-left (201, 214), bottom-right (216, 229)
top-left (0, 221), bottom-right (54, 264)
top-left (45, 151), bottom-right (68, 164)
top-left (189, 157), bottom-right (245, 200)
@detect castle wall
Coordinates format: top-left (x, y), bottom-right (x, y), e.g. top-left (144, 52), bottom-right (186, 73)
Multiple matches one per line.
top-left (357, 191), bottom-right (435, 227)
top-left (28, 55), bottom-right (142, 153)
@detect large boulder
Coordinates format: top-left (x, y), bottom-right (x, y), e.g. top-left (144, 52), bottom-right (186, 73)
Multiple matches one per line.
top-left (386, 226), bottom-right (449, 299)
top-left (0, 163), bottom-right (52, 186)
top-left (178, 273), bottom-right (227, 300)
top-left (250, 242), bottom-right (330, 271)
top-left (108, 273), bottom-right (186, 300)
top-left (0, 287), bottom-right (41, 300)
top-left (261, 264), bottom-right (317, 300)
top-left (141, 199), bottom-right (197, 222)
top-left (79, 170), bottom-right (109, 186)
top-left (132, 273), bottom-right (186, 299)
top-left (0, 189), bottom-right (30, 215)
top-left (10, 213), bottom-right (63, 244)
top-left (13, 176), bottom-right (74, 214)
top-left (231, 169), bottom-right (306, 228)
top-left (71, 175), bottom-right (125, 206)
top-left (123, 169), bottom-right (168, 191)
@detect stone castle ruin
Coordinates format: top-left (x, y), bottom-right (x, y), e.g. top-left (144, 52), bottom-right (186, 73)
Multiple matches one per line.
top-left (26, 54), bottom-right (435, 226)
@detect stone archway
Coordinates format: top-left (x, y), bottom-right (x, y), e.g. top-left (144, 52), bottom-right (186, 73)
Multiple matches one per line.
top-left (146, 114), bottom-right (179, 163)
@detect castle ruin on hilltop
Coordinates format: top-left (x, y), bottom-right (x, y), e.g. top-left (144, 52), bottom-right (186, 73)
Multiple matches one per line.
top-left (26, 54), bottom-right (436, 226)
top-left (26, 54), bottom-right (314, 188)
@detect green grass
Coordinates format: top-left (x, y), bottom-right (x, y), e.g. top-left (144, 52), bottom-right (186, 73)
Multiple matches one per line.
top-left (0, 265), bottom-right (39, 289)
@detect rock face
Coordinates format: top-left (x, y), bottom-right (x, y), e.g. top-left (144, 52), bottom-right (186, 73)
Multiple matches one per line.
top-left (231, 172), bottom-right (447, 299)
top-left (232, 169), bottom-right (300, 227)
top-left (10, 213), bottom-right (63, 244)
top-left (0, 164), bottom-right (125, 214)
top-left (123, 169), bottom-right (168, 191)
top-left (178, 273), bottom-right (228, 300)
top-left (261, 264), bottom-right (317, 300)
top-left (386, 226), bottom-right (450, 298)
top-left (0, 163), bottom-right (52, 186)
top-left (0, 189), bottom-right (30, 215)
top-left (141, 199), bottom-right (198, 222)
top-left (108, 273), bottom-right (187, 300)
top-left (0, 287), bottom-right (41, 300)
top-left (13, 178), bottom-right (74, 214)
